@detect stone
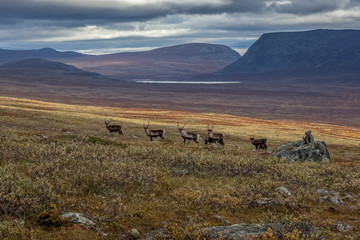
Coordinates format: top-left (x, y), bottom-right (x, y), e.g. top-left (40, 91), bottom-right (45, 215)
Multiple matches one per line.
top-left (130, 228), bottom-right (141, 239)
top-left (336, 222), bottom-right (354, 232)
top-left (214, 215), bottom-right (231, 225)
top-left (173, 169), bottom-right (189, 176)
top-left (214, 215), bottom-right (223, 221)
top-left (39, 134), bottom-right (49, 139)
top-left (272, 133), bottom-right (331, 162)
top-left (316, 188), bottom-right (329, 196)
top-left (318, 190), bottom-right (345, 206)
top-left (276, 187), bottom-right (291, 197)
top-left (342, 192), bottom-right (352, 200)
top-left (255, 198), bottom-right (282, 206)
top-left (202, 222), bottom-right (317, 240)
top-left (61, 212), bottom-right (104, 233)
top-left (347, 206), bottom-right (357, 210)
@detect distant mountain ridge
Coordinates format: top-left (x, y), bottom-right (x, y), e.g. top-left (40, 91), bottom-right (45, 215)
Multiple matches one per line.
top-left (0, 58), bottom-right (109, 86)
top-left (0, 48), bottom-right (85, 64)
top-left (63, 43), bottom-right (241, 79)
top-left (221, 29), bottom-right (360, 74)
top-left (1, 58), bottom-right (84, 73)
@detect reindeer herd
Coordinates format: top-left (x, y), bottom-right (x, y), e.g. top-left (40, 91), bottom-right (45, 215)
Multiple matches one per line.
top-left (104, 120), bottom-right (268, 150)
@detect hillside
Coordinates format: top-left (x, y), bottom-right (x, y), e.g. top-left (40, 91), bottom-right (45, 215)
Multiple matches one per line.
top-left (0, 96), bottom-right (359, 239)
top-left (64, 43), bottom-right (240, 80)
top-left (0, 58), bottom-right (112, 86)
top-left (221, 29), bottom-right (360, 75)
top-left (0, 47), bottom-right (85, 64)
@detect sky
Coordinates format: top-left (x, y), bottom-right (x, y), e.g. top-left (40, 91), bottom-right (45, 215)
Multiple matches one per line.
top-left (0, 0), bottom-right (360, 55)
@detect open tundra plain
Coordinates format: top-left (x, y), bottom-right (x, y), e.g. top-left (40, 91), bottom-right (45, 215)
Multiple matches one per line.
top-left (1, 96), bottom-right (360, 239)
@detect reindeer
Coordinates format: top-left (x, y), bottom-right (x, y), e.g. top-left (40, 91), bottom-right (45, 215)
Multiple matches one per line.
top-left (207, 125), bottom-right (225, 145)
top-left (177, 123), bottom-right (199, 144)
top-left (249, 135), bottom-right (268, 150)
top-left (143, 122), bottom-right (166, 141)
top-left (202, 136), bottom-right (218, 145)
top-left (104, 120), bottom-right (123, 135)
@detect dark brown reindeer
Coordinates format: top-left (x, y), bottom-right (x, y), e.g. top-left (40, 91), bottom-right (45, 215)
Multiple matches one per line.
top-left (207, 125), bottom-right (225, 145)
top-left (177, 123), bottom-right (200, 144)
top-left (143, 122), bottom-right (166, 141)
top-left (249, 135), bottom-right (268, 150)
top-left (104, 120), bottom-right (123, 135)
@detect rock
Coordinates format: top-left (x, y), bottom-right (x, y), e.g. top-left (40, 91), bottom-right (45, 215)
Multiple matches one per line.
top-left (336, 222), bottom-right (354, 232)
top-left (61, 212), bottom-right (103, 233)
top-left (342, 192), bottom-right (352, 200)
top-left (276, 187), bottom-right (291, 197)
top-left (143, 228), bottom-right (169, 240)
top-left (316, 188), bottom-right (328, 196)
top-left (316, 189), bottom-right (345, 206)
top-left (255, 198), bottom-right (282, 206)
top-left (214, 215), bottom-right (231, 225)
top-left (214, 215), bottom-right (223, 221)
top-left (203, 222), bottom-right (317, 240)
top-left (130, 228), bottom-right (141, 239)
top-left (173, 169), bottom-right (189, 176)
top-left (272, 132), bottom-right (331, 162)
top-left (347, 206), bottom-right (357, 210)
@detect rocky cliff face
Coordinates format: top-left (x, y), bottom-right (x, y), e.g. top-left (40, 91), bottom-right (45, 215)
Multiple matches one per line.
top-left (221, 29), bottom-right (360, 74)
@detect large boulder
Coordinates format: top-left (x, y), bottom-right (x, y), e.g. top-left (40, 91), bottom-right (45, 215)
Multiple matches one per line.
top-left (272, 131), bottom-right (331, 162)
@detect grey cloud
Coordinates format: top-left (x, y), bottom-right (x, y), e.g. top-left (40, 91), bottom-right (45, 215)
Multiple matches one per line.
top-left (0, 0), bottom-right (267, 23)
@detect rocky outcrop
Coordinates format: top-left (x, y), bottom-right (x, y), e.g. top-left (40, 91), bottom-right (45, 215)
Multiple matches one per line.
top-left (272, 131), bottom-right (331, 162)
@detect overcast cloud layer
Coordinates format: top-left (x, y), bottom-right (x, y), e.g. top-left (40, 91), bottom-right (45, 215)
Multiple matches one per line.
top-left (0, 0), bottom-right (360, 54)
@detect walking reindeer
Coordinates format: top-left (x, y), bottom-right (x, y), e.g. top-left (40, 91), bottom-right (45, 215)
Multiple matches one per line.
top-left (177, 123), bottom-right (200, 144)
top-left (143, 122), bottom-right (166, 141)
top-left (104, 120), bottom-right (123, 135)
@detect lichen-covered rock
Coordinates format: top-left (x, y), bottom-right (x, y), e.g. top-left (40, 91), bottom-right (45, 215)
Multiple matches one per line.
top-left (130, 228), bottom-right (141, 239)
top-left (276, 186), bottom-right (291, 197)
top-left (272, 140), bottom-right (331, 163)
top-left (61, 212), bottom-right (104, 233)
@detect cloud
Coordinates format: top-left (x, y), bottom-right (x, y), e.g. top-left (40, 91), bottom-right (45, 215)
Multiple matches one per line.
top-left (274, 0), bottom-right (351, 14)
top-left (0, 0), bottom-right (360, 54)
top-left (0, 0), bottom-right (266, 23)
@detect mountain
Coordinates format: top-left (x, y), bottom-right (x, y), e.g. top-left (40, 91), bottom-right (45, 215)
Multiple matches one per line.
top-left (220, 29), bottom-right (360, 75)
top-left (0, 58), bottom-right (110, 86)
top-left (0, 48), bottom-right (85, 64)
top-left (64, 43), bottom-right (241, 80)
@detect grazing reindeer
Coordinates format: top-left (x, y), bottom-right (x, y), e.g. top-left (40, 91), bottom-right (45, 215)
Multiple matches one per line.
top-left (207, 125), bottom-right (225, 145)
top-left (177, 123), bottom-right (199, 144)
top-left (104, 120), bottom-right (123, 135)
top-left (202, 136), bottom-right (218, 145)
top-left (249, 135), bottom-right (268, 150)
top-left (143, 122), bottom-right (166, 141)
